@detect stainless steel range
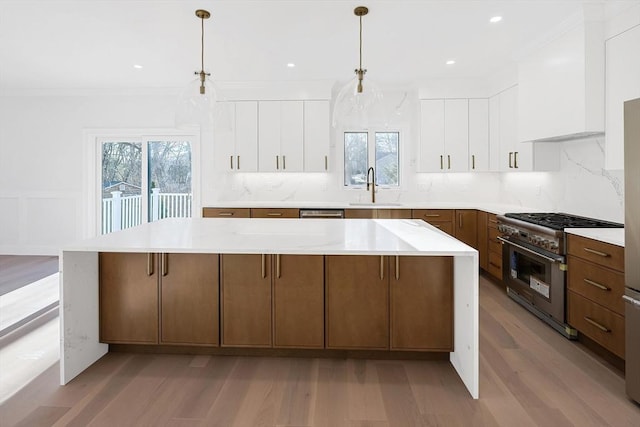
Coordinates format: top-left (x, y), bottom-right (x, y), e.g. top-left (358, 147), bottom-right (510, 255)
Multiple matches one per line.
top-left (496, 212), bottom-right (623, 339)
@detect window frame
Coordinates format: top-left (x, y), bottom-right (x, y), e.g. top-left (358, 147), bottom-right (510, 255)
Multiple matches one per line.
top-left (342, 129), bottom-right (402, 189)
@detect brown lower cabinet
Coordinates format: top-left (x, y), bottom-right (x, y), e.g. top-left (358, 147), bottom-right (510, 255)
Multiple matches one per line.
top-left (100, 252), bottom-right (219, 346)
top-left (454, 210), bottom-right (477, 248)
top-left (220, 254), bottom-right (324, 348)
top-left (326, 255), bottom-right (454, 351)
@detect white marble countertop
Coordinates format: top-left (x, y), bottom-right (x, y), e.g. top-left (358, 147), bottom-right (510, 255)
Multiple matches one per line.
top-left (64, 218), bottom-right (477, 256)
top-left (204, 201), bottom-right (542, 215)
top-left (565, 228), bottom-right (625, 247)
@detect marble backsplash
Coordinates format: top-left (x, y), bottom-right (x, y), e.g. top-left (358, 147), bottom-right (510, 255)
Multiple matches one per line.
top-left (205, 136), bottom-right (624, 223)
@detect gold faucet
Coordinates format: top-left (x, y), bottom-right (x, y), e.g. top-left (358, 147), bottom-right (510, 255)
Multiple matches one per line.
top-left (366, 167), bottom-right (376, 203)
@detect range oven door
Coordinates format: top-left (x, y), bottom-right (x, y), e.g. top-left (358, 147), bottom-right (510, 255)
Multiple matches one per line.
top-left (499, 236), bottom-right (566, 322)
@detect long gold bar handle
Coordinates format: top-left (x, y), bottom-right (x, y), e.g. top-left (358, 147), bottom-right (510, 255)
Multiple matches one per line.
top-left (162, 253), bottom-right (168, 277)
top-left (276, 156), bottom-right (279, 170)
top-left (489, 219), bottom-right (498, 224)
top-left (324, 155), bottom-right (328, 170)
top-left (508, 152), bottom-right (513, 168)
top-left (514, 152), bottom-right (519, 168)
top-left (261, 254), bottom-right (266, 278)
top-left (584, 278), bottom-right (610, 291)
top-left (423, 214), bottom-right (440, 218)
top-left (283, 155), bottom-right (286, 170)
top-left (459, 213), bottom-right (463, 229)
top-left (448, 155), bottom-right (451, 170)
top-left (440, 155), bottom-right (443, 170)
top-left (395, 256), bottom-right (399, 280)
top-left (472, 154), bottom-right (475, 170)
top-left (584, 247), bottom-right (610, 257)
top-left (433, 224), bottom-right (442, 228)
top-left (380, 256), bottom-right (384, 280)
top-left (584, 316), bottom-right (610, 332)
top-left (267, 212), bottom-right (283, 217)
top-left (147, 253), bottom-right (154, 276)
top-left (237, 156), bottom-right (240, 170)
top-left (276, 254), bottom-right (281, 278)
top-left (230, 155), bottom-right (233, 170)
top-left (218, 212), bottom-right (233, 217)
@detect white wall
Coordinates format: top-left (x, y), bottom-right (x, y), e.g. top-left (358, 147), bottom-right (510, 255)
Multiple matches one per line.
top-left (0, 91), bottom-right (624, 255)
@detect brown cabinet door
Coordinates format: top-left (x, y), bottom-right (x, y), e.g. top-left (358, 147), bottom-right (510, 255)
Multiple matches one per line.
top-left (454, 210), bottom-right (478, 248)
top-left (160, 253), bottom-right (219, 346)
top-left (390, 256), bottom-right (453, 351)
top-left (326, 255), bottom-right (389, 349)
top-left (99, 252), bottom-right (158, 344)
top-left (221, 254), bottom-right (272, 347)
top-left (344, 209), bottom-right (375, 218)
top-left (250, 208), bottom-right (300, 218)
top-left (376, 209), bottom-right (413, 219)
top-left (202, 207), bottom-right (250, 218)
top-left (273, 255), bottom-right (324, 348)
top-left (477, 210), bottom-right (488, 270)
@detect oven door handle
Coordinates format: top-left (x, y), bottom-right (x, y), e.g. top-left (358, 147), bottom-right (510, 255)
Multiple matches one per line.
top-left (497, 236), bottom-right (565, 263)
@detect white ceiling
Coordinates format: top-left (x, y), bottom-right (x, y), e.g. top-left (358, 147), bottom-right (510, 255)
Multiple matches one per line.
top-left (0, 0), bottom-right (634, 92)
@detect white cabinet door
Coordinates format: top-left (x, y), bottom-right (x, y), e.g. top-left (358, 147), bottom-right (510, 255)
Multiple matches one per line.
top-left (498, 86), bottom-right (533, 171)
top-left (234, 101), bottom-right (258, 172)
top-left (419, 100), bottom-right (445, 172)
top-left (304, 100), bottom-right (330, 172)
top-left (468, 99), bottom-right (489, 172)
top-left (444, 99), bottom-right (469, 172)
top-left (280, 101), bottom-right (304, 172)
top-left (489, 95), bottom-right (501, 171)
top-left (606, 24), bottom-right (640, 170)
top-left (258, 101), bottom-right (281, 172)
top-left (214, 103), bottom-right (237, 172)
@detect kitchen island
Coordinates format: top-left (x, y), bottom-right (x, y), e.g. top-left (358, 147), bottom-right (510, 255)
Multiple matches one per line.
top-left (60, 218), bottom-right (479, 398)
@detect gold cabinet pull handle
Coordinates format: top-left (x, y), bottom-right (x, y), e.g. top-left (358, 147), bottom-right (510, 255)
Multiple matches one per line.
top-left (440, 155), bottom-right (443, 170)
top-left (147, 253), bottom-right (154, 276)
top-left (276, 156), bottom-right (279, 170)
top-left (395, 256), bottom-right (399, 280)
top-left (423, 214), bottom-right (440, 217)
top-left (380, 256), bottom-right (384, 280)
top-left (448, 155), bottom-right (451, 169)
top-left (261, 254), bottom-right (266, 278)
top-left (459, 213), bottom-right (463, 228)
top-left (230, 155), bottom-right (234, 169)
top-left (267, 212), bottom-right (283, 217)
top-left (324, 155), bottom-right (328, 170)
top-left (472, 154), bottom-right (475, 170)
top-left (508, 152), bottom-right (513, 168)
top-left (276, 254), bottom-right (281, 278)
top-left (584, 278), bottom-right (610, 291)
top-left (162, 253), bottom-right (168, 277)
top-left (584, 316), bottom-right (610, 333)
top-left (434, 224), bottom-right (442, 228)
top-left (218, 212), bottom-right (233, 217)
top-left (237, 155), bottom-right (240, 170)
top-left (514, 152), bottom-right (519, 168)
top-left (583, 247), bottom-right (610, 257)
top-left (489, 219), bottom-right (498, 224)
top-left (283, 155), bottom-right (286, 170)
top-left (489, 261), bottom-right (501, 268)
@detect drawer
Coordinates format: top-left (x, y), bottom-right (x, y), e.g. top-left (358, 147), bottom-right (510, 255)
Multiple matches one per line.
top-left (487, 251), bottom-right (502, 280)
top-left (426, 221), bottom-right (454, 236)
top-left (202, 207), bottom-right (250, 218)
top-left (488, 228), bottom-right (502, 253)
top-left (567, 234), bottom-right (624, 272)
top-left (487, 213), bottom-right (499, 229)
top-left (567, 256), bottom-right (625, 315)
top-left (250, 208), bottom-right (300, 218)
top-left (412, 209), bottom-right (454, 222)
top-left (568, 291), bottom-right (625, 359)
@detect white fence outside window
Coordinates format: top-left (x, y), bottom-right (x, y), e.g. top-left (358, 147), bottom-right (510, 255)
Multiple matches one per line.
top-left (101, 189), bottom-right (192, 234)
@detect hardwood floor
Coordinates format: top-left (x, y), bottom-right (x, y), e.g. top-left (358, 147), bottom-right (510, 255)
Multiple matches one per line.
top-left (1, 274), bottom-right (639, 426)
top-left (0, 256), bottom-right (58, 296)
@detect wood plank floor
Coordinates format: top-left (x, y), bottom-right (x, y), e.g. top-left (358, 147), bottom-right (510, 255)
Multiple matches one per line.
top-left (0, 255), bottom-right (59, 296)
top-left (1, 275), bottom-right (639, 426)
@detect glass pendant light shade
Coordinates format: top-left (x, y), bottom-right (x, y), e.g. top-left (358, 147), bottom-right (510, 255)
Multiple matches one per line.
top-left (175, 74), bottom-right (217, 129)
top-left (332, 75), bottom-right (384, 129)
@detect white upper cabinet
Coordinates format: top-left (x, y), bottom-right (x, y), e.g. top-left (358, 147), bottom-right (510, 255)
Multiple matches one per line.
top-left (468, 99), bottom-right (489, 172)
top-left (518, 18), bottom-right (605, 142)
top-left (303, 100), bottom-right (330, 172)
top-left (214, 101), bottom-right (258, 172)
top-left (490, 86), bottom-right (560, 172)
top-left (419, 99), bottom-right (469, 172)
top-left (258, 101), bottom-right (304, 172)
top-left (605, 24), bottom-right (640, 170)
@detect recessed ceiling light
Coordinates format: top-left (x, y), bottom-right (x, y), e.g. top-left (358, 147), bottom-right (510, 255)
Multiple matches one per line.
top-left (446, 60), bottom-right (456, 65)
top-left (287, 63), bottom-right (296, 68)
top-left (490, 16), bottom-right (502, 23)
top-left (133, 64), bottom-right (143, 69)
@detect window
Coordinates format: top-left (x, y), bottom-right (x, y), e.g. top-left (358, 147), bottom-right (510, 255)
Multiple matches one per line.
top-left (344, 131), bottom-right (400, 187)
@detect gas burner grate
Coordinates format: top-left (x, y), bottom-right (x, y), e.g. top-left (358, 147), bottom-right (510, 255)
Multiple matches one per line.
top-left (504, 212), bottom-right (623, 230)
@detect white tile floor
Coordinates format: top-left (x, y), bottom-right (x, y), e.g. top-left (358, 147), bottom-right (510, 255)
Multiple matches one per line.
top-left (0, 274), bottom-right (60, 403)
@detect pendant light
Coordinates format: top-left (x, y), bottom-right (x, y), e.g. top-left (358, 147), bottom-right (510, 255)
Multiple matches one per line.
top-left (332, 6), bottom-right (384, 129)
top-left (175, 9), bottom-right (217, 129)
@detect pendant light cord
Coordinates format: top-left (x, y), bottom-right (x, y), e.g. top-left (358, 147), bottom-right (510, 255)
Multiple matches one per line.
top-left (359, 15), bottom-right (363, 70)
top-left (201, 16), bottom-right (205, 73)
